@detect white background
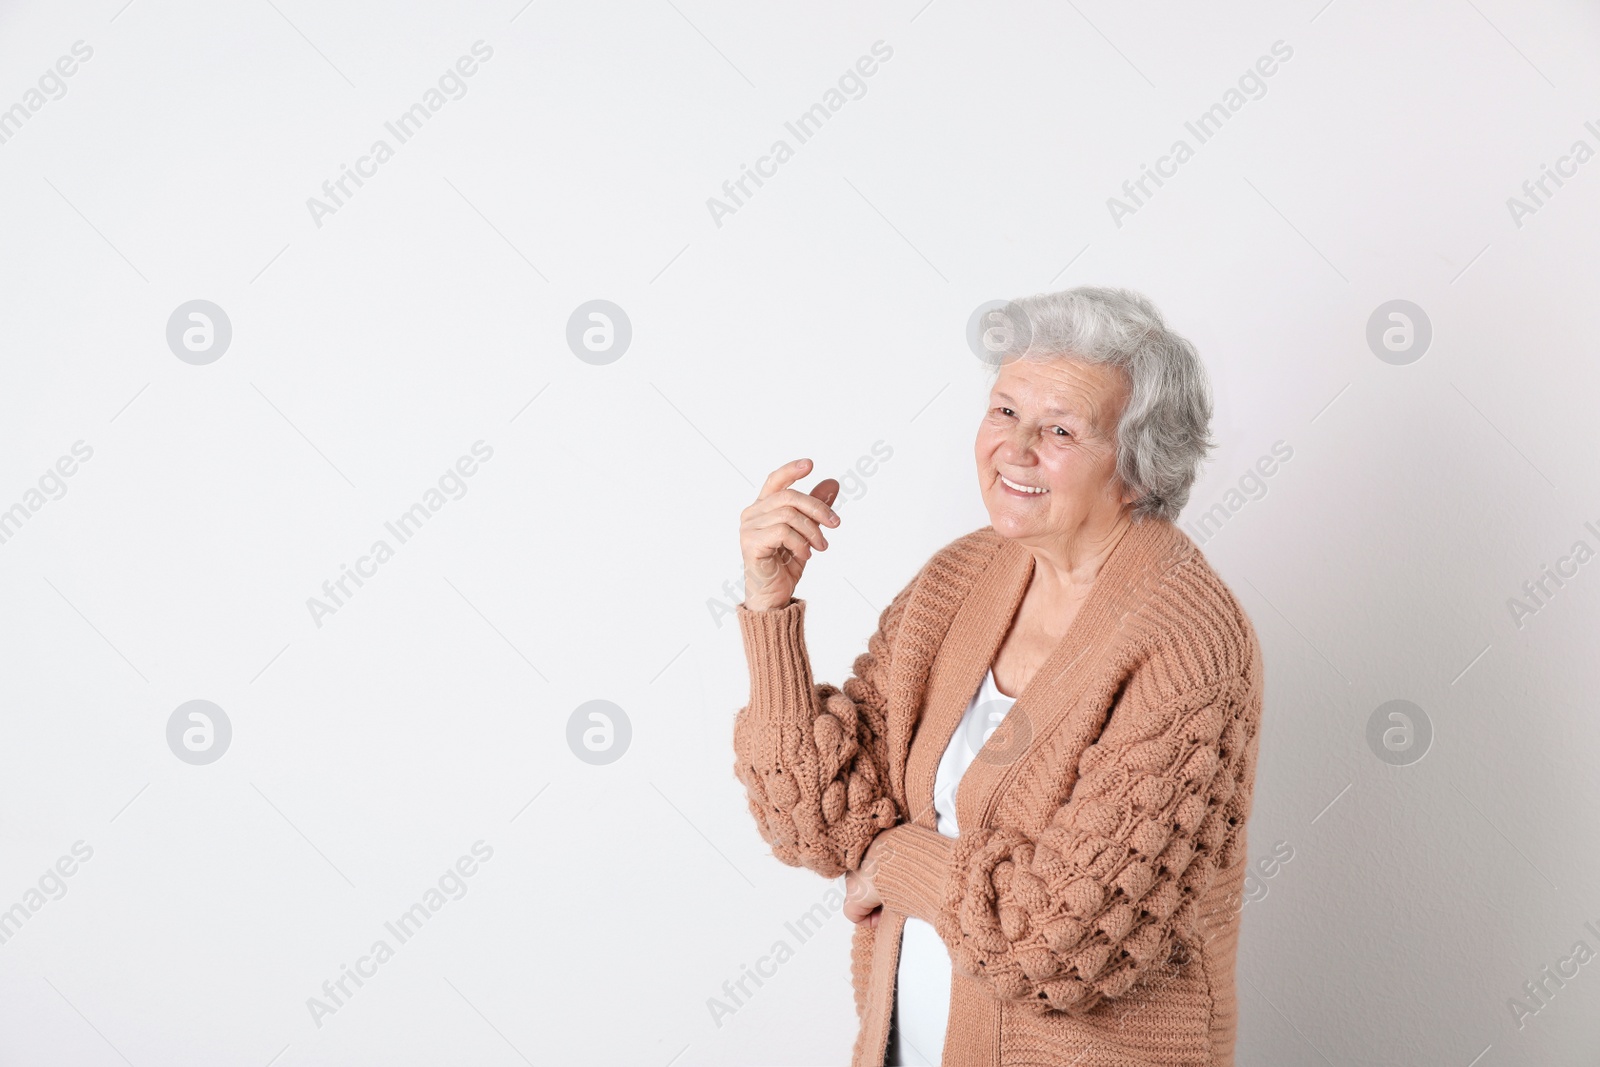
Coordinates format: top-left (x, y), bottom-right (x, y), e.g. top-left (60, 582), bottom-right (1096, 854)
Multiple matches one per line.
top-left (1, 1), bottom-right (1598, 1064)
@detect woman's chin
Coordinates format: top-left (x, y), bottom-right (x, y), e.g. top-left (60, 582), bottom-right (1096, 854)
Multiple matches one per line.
top-left (985, 502), bottom-right (1047, 537)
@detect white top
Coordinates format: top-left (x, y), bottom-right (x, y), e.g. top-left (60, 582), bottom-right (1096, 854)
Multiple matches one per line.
top-left (886, 666), bottom-right (1018, 1067)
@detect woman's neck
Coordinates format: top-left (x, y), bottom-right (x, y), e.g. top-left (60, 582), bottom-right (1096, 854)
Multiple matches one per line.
top-left (1024, 510), bottom-right (1135, 601)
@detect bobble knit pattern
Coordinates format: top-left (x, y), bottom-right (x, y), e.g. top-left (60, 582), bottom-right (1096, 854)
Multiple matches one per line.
top-left (733, 519), bottom-right (1264, 1066)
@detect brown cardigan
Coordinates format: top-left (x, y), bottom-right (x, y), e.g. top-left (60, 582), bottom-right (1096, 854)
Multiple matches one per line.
top-left (732, 518), bottom-right (1264, 1066)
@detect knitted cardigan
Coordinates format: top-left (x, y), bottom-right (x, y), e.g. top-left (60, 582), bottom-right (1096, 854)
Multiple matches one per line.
top-left (732, 518), bottom-right (1264, 1066)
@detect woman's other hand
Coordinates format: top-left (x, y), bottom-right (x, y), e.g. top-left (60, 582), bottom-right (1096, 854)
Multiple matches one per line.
top-left (739, 458), bottom-right (841, 612)
top-left (844, 834), bottom-right (890, 929)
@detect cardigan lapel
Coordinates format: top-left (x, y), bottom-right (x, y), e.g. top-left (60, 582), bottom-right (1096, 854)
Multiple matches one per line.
top-left (901, 536), bottom-right (1034, 831)
top-left (949, 518), bottom-right (1191, 834)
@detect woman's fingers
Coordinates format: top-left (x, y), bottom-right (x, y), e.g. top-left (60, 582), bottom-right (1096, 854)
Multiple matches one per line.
top-left (758, 504), bottom-right (830, 551)
top-left (781, 484), bottom-right (842, 531)
top-left (751, 461), bottom-right (842, 528)
top-left (844, 901), bottom-right (882, 928)
top-left (755, 457), bottom-right (816, 502)
top-left (749, 521), bottom-right (813, 566)
top-left (843, 866), bottom-right (885, 929)
top-left (744, 489), bottom-right (838, 538)
top-left (806, 477), bottom-right (842, 513)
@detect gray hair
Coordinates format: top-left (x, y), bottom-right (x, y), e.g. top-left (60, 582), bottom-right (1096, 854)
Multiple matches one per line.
top-left (981, 286), bottom-right (1214, 523)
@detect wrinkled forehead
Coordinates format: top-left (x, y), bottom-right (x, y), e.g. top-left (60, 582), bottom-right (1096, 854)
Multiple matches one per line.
top-left (989, 358), bottom-right (1129, 427)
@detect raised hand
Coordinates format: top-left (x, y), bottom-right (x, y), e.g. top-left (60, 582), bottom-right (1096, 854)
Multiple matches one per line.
top-left (738, 458), bottom-right (841, 611)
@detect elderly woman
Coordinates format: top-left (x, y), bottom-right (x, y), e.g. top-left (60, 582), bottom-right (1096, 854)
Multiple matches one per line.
top-left (732, 286), bottom-right (1263, 1067)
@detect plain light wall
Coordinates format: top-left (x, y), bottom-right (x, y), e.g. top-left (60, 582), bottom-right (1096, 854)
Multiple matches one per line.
top-left (1, 0), bottom-right (1598, 1064)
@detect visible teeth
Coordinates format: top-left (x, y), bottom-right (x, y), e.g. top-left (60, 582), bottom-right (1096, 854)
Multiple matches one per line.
top-left (1000, 475), bottom-right (1047, 495)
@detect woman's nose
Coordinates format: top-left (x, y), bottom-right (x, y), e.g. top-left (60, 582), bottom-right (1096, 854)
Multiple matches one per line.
top-left (1000, 424), bottom-right (1035, 459)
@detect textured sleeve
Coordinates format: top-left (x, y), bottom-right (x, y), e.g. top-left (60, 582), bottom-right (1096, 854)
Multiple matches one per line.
top-left (872, 669), bottom-right (1261, 1015)
top-left (731, 580), bottom-right (916, 879)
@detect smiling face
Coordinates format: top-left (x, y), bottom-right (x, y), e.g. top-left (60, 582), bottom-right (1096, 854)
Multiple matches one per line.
top-left (975, 356), bottom-right (1135, 550)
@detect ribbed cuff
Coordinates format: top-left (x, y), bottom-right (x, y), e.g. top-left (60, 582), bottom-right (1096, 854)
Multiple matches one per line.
top-left (735, 597), bottom-right (815, 727)
top-left (872, 822), bottom-right (955, 924)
